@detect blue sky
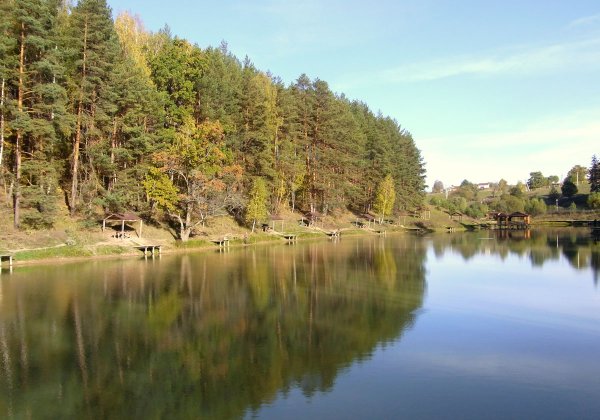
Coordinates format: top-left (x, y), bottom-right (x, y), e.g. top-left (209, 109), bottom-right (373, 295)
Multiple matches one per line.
top-left (107, 0), bottom-right (600, 188)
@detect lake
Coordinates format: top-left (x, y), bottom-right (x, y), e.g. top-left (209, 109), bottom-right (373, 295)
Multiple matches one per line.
top-left (1, 230), bottom-right (599, 419)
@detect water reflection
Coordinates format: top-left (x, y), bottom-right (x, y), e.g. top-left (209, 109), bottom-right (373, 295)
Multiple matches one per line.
top-left (0, 237), bottom-right (426, 419)
top-left (430, 229), bottom-right (600, 284)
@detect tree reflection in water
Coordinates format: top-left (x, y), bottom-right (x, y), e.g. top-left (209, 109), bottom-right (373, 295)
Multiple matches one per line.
top-left (0, 236), bottom-right (426, 419)
top-left (1, 230), bottom-right (596, 418)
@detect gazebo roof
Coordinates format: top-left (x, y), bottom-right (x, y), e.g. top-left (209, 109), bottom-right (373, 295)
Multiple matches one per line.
top-left (270, 214), bottom-right (284, 221)
top-left (361, 213), bottom-right (376, 221)
top-left (509, 212), bottom-right (530, 218)
top-left (103, 212), bottom-right (140, 222)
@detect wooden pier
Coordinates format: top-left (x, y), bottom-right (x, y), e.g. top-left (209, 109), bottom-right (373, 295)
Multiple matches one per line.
top-left (0, 255), bottom-right (14, 268)
top-left (134, 245), bottom-right (161, 257)
top-left (326, 231), bottom-right (340, 239)
top-left (282, 234), bottom-right (298, 242)
top-left (210, 238), bottom-right (230, 248)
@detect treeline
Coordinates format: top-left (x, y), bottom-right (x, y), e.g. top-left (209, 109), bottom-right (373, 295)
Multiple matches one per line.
top-left (0, 0), bottom-right (426, 239)
top-left (429, 156), bottom-right (600, 218)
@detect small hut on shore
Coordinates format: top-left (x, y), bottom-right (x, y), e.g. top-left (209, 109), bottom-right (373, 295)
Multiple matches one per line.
top-left (269, 214), bottom-right (285, 232)
top-left (450, 211), bottom-right (463, 222)
top-left (102, 213), bottom-right (143, 239)
top-left (494, 212), bottom-right (531, 229)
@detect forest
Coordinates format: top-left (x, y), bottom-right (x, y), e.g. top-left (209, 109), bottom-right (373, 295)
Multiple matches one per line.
top-left (0, 0), bottom-right (426, 240)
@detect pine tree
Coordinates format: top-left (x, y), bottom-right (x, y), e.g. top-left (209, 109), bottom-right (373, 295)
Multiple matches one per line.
top-left (0, 0), bottom-right (16, 173)
top-left (238, 64), bottom-right (279, 182)
top-left (65, 0), bottom-right (121, 214)
top-left (589, 155), bottom-right (600, 193)
top-left (5, 0), bottom-right (69, 228)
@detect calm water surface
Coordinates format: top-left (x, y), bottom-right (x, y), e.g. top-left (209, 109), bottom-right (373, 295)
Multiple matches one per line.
top-left (1, 230), bottom-right (599, 419)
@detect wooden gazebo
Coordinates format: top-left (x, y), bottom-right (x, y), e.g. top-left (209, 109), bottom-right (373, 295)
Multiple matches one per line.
top-left (269, 214), bottom-right (285, 232)
top-left (102, 213), bottom-right (143, 239)
top-left (449, 211), bottom-right (463, 221)
top-left (494, 212), bottom-right (531, 229)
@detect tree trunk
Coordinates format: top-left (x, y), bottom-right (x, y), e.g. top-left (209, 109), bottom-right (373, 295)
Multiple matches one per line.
top-left (109, 117), bottom-right (117, 190)
top-left (178, 204), bottom-right (193, 241)
top-left (0, 77), bottom-right (5, 169)
top-left (70, 18), bottom-right (88, 215)
top-left (14, 23), bottom-right (25, 229)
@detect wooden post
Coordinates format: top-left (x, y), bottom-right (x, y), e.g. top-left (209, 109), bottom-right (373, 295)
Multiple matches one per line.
top-left (121, 220), bottom-right (125, 239)
top-left (102, 219), bottom-right (106, 232)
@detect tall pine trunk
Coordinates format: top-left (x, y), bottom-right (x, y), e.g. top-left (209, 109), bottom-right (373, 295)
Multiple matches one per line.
top-left (14, 23), bottom-right (25, 229)
top-left (0, 77), bottom-right (5, 169)
top-left (70, 18), bottom-right (88, 215)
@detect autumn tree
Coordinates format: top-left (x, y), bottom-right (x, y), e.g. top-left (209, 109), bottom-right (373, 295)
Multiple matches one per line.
top-left (148, 118), bottom-right (242, 241)
top-left (373, 174), bottom-right (396, 223)
top-left (245, 177), bottom-right (268, 232)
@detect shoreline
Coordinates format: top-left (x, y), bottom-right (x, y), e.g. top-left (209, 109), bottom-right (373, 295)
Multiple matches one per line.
top-left (1, 227), bottom-right (413, 269)
top-left (2, 212), bottom-right (597, 269)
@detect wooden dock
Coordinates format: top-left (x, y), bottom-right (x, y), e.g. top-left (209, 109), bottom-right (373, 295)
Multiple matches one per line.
top-left (282, 234), bottom-right (298, 242)
top-left (0, 255), bottom-right (14, 268)
top-left (210, 238), bottom-right (230, 248)
top-left (134, 245), bottom-right (161, 256)
top-left (326, 231), bottom-right (340, 239)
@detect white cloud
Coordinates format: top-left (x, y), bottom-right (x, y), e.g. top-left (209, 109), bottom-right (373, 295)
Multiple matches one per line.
top-left (381, 38), bottom-right (600, 83)
top-left (566, 13), bottom-right (600, 29)
top-left (333, 36), bottom-right (600, 91)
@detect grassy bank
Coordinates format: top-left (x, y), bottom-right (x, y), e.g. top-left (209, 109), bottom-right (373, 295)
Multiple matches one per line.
top-left (0, 208), bottom-right (438, 266)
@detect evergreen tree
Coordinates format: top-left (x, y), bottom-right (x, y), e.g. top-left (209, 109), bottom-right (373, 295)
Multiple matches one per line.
top-left (5, 0), bottom-right (69, 227)
top-left (238, 64), bottom-right (279, 181)
top-left (561, 180), bottom-right (578, 197)
top-left (0, 0), bottom-right (15, 173)
top-left (65, 0), bottom-right (121, 214)
top-left (589, 155), bottom-right (600, 193)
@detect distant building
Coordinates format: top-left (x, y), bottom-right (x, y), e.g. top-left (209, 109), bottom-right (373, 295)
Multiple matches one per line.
top-left (477, 182), bottom-right (491, 190)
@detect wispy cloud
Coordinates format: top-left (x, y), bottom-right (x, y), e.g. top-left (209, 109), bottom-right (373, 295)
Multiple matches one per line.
top-left (566, 13), bottom-right (600, 29)
top-left (380, 38), bottom-right (600, 83)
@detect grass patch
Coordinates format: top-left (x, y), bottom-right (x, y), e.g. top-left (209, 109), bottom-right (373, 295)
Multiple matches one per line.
top-left (174, 239), bottom-right (212, 249)
top-left (94, 245), bottom-right (129, 255)
top-left (14, 245), bottom-right (92, 261)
